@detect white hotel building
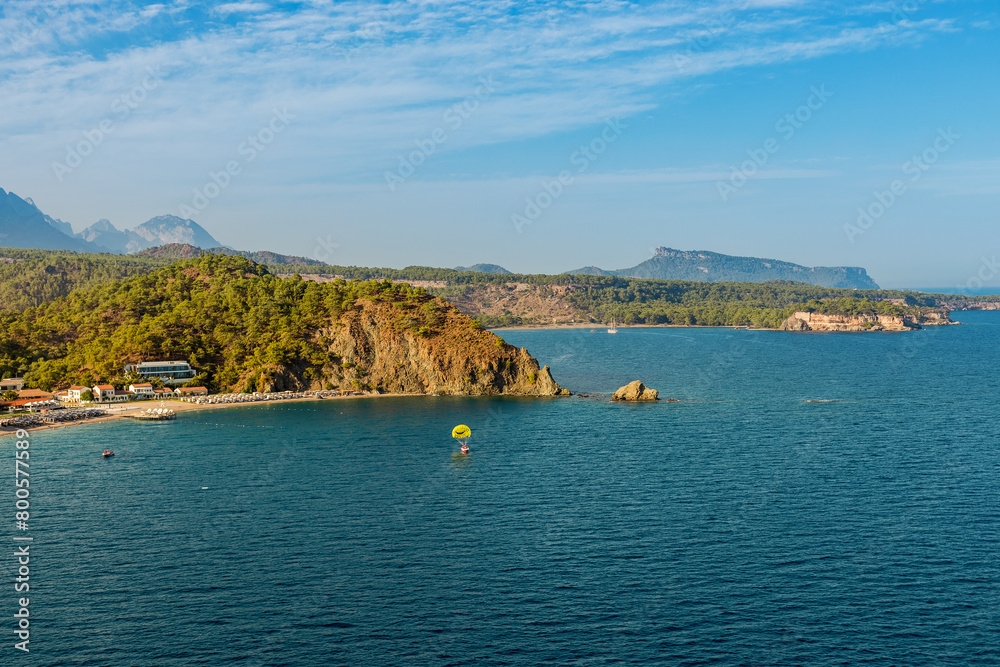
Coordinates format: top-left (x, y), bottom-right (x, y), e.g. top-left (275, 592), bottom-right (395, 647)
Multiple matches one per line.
top-left (124, 361), bottom-right (198, 385)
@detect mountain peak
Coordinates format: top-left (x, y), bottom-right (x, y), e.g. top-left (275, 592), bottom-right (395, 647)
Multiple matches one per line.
top-left (72, 214), bottom-right (220, 254)
top-left (0, 184), bottom-right (228, 256)
top-left (139, 214), bottom-right (195, 227)
top-left (0, 189), bottom-right (93, 252)
top-left (87, 219), bottom-right (118, 233)
top-left (131, 216), bottom-right (219, 250)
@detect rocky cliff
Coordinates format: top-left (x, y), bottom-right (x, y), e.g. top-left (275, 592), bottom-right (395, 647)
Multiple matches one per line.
top-left (240, 298), bottom-right (570, 397)
top-left (778, 310), bottom-right (954, 332)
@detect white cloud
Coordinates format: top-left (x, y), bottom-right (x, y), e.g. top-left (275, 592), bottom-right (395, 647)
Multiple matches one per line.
top-left (0, 0), bottom-right (970, 233)
top-left (214, 2), bottom-right (270, 16)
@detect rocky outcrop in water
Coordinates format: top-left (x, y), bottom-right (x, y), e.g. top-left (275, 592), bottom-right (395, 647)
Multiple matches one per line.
top-left (612, 380), bottom-right (659, 401)
top-left (778, 310), bottom-right (954, 332)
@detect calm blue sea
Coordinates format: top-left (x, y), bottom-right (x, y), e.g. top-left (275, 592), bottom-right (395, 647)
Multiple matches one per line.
top-left (6, 311), bottom-right (1000, 666)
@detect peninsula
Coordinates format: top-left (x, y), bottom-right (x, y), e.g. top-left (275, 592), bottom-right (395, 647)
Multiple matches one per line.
top-left (0, 255), bottom-right (568, 397)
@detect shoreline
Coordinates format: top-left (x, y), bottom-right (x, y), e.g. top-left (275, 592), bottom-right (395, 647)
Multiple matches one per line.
top-left (0, 392), bottom-right (423, 438)
top-left (491, 319), bottom-right (963, 333)
top-left (490, 323), bottom-right (756, 331)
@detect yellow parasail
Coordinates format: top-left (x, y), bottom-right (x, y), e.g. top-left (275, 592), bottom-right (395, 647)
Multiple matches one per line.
top-left (451, 424), bottom-right (471, 439)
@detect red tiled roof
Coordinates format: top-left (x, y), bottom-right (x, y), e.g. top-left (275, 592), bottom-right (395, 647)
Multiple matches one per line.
top-left (131, 383), bottom-right (153, 388)
top-left (17, 389), bottom-right (52, 398)
top-left (69, 385), bottom-right (89, 391)
top-left (95, 385), bottom-right (114, 390)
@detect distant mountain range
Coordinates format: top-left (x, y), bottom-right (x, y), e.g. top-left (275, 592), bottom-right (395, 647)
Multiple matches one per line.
top-left (0, 187), bottom-right (221, 255)
top-left (1, 188), bottom-right (879, 289)
top-left (567, 247), bottom-right (880, 289)
top-left (77, 216), bottom-right (220, 254)
top-left (0, 188), bottom-right (95, 252)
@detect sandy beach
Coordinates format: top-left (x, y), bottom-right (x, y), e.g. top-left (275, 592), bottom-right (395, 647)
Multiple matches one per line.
top-left (0, 391), bottom-right (422, 438)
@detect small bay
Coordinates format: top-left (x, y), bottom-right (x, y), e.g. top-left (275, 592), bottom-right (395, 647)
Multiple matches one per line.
top-left (10, 311), bottom-right (1000, 665)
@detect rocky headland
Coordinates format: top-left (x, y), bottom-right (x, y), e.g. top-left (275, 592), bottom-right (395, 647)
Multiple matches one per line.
top-left (778, 310), bottom-right (955, 332)
top-left (293, 299), bottom-right (572, 396)
top-left (3, 256), bottom-right (571, 398)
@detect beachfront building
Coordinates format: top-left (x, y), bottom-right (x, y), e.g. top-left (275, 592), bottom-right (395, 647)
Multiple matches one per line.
top-left (128, 383), bottom-right (155, 398)
top-left (175, 386), bottom-right (208, 397)
top-left (93, 385), bottom-right (116, 401)
top-left (4, 398), bottom-right (58, 412)
top-left (18, 389), bottom-right (53, 401)
top-left (124, 361), bottom-right (198, 385)
top-left (1, 378), bottom-right (24, 392)
top-left (89, 385), bottom-right (136, 403)
top-left (152, 388), bottom-right (174, 398)
top-left (66, 386), bottom-right (90, 402)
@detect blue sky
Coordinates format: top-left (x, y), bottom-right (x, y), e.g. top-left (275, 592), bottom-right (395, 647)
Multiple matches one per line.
top-left (0, 0), bottom-right (997, 287)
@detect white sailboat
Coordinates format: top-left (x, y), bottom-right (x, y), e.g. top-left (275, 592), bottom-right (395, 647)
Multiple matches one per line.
top-left (607, 318), bottom-right (618, 334)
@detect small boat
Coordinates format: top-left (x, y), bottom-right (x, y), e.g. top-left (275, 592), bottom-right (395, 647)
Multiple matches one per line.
top-left (607, 319), bottom-right (618, 334)
top-left (102, 449), bottom-right (114, 458)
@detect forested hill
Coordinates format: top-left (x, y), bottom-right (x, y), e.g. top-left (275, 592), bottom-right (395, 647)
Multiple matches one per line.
top-left (0, 248), bottom-right (172, 311)
top-left (430, 280), bottom-right (955, 329)
top-left (0, 246), bottom-right (319, 312)
top-left (0, 254), bottom-right (567, 397)
top-left (1, 247), bottom-right (995, 332)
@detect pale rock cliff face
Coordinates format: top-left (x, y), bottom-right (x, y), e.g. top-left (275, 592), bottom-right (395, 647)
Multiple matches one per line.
top-left (257, 299), bottom-right (571, 396)
top-left (779, 310), bottom-right (953, 332)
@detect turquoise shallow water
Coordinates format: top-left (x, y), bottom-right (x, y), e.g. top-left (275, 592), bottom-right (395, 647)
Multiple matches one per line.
top-left (6, 311), bottom-right (1000, 665)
